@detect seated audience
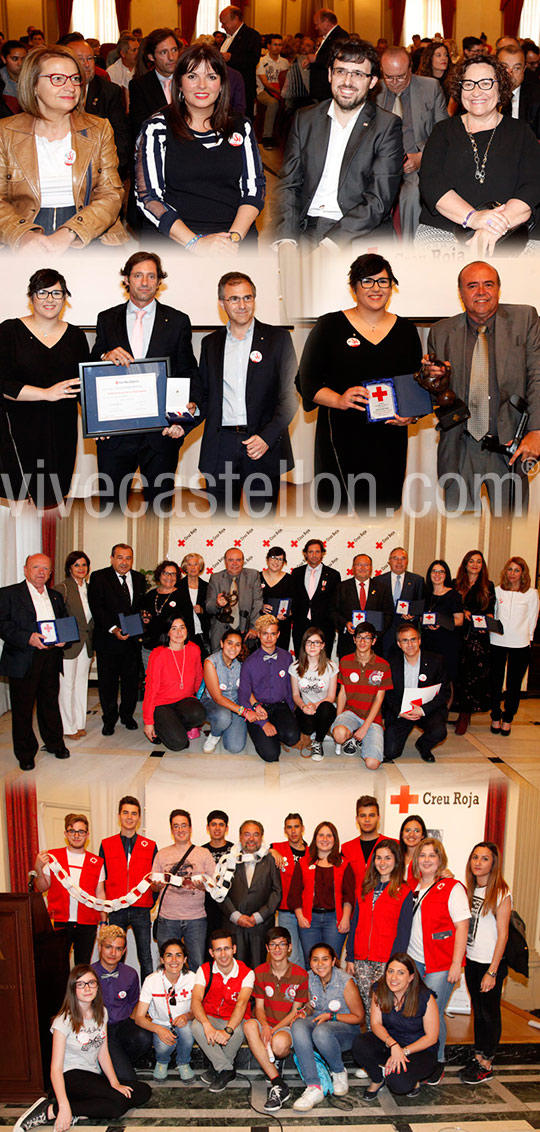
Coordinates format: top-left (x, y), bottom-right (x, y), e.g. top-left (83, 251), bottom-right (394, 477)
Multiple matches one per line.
top-left (135, 938), bottom-right (195, 1081)
top-left (256, 34), bottom-right (289, 147)
top-left (143, 615), bottom-right (205, 751)
top-left (92, 926), bottom-right (152, 1081)
top-left (289, 626), bottom-right (338, 760)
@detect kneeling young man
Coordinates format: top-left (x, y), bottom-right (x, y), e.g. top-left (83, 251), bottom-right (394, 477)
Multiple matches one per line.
top-left (191, 930), bottom-right (254, 1092)
top-left (238, 615), bottom-right (300, 762)
top-left (332, 622), bottom-right (392, 769)
top-left (244, 926), bottom-right (309, 1112)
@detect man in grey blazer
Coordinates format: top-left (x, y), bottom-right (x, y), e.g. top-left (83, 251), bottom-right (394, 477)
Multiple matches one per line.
top-left (206, 548), bottom-right (263, 651)
top-left (376, 47), bottom-right (448, 238)
top-left (426, 261), bottom-right (540, 512)
top-left (221, 820), bottom-right (282, 967)
top-left (275, 38), bottom-right (403, 246)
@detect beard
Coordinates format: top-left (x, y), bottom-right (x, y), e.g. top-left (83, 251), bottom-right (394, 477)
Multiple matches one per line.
top-left (333, 86), bottom-right (366, 111)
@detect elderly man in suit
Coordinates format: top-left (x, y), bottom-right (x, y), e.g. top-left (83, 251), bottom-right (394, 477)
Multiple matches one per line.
top-left (0, 553), bottom-right (69, 769)
top-left (189, 271), bottom-right (297, 513)
top-left (90, 250), bottom-right (198, 511)
top-left (291, 539), bottom-right (341, 656)
top-left (65, 37), bottom-right (130, 178)
top-left (88, 543), bottom-right (146, 736)
top-left (426, 261), bottom-right (540, 512)
top-left (275, 38), bottom-right (403, 247)
top-left (378, 547), bottom-right (425, 655)
top-left (221, 820), bottom-right (282, 967)
top-left (206, 547), bottom-right (263, 651)
top-left (304, 9), bottom-right (348, 102)
top-left (376, 46), bottom-right (448, 238)
top-left (383, 623), bottom-right (450, 763)
top-left (332, 553), bottom-right (393, 658)
top-left (498, 44), bottom-right (540, 138)
top-left (219, 5), bottom-right (261, 117)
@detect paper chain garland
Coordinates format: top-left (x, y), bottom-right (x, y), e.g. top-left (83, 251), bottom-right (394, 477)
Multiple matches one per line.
top-left (46, 842), bottom-right (268, 913)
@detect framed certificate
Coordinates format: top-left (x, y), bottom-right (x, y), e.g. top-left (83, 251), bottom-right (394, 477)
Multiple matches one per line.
top-left (365, 379), bottom-right (398, 422)
top-left (37, 617), bottom-right (80, 645)
top-left (79, 358), bottom-right (191, 438)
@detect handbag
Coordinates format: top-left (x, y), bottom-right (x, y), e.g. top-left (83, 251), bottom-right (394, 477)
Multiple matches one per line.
top-left (504, 909), bottom-right (529, 977)
top-left (152, 845), bottom-right (195, 941)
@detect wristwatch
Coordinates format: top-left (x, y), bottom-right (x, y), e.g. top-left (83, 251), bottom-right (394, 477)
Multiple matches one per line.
top-left (224, 1025), bottom-right (234, 1036)
top-left (229, 231), bottom-right (242, 242)
top-left (402, 1046), bottom-right (410, 1057)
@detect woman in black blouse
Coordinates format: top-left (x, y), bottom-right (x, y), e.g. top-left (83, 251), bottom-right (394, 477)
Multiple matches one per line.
top-left (418, 54), bottom-right (540, 251)
top-left (140, 561), bottom-right (181, 669)
top-left (453, 550), bottom-right (495, 734)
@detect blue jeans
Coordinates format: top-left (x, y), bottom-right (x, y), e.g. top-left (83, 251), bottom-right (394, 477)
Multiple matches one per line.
top-left (277, 910), bottom-right (304, 967)
top-left (154, 1021), bottom-right (194, 1067)
top-left (292, 1017), bottom-right (360, 1086)
top-left (299, 912), bottom-right (347, 967)
top-left (414, 961), bottom-right (456, 1061)
top-left (156, 916), bottom-right (207, 971)
top-left (205, 702), bottom-right (247, 753)
top-left (108, 906), bottom-right (153, 982)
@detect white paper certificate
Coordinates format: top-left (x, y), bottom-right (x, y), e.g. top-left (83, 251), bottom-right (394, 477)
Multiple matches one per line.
top-left (96, 372), bottom-right (159, 422)
top-left (400, 683), bottom-right (441, 714)
top-left (166, 377), bottom-right (191, 414)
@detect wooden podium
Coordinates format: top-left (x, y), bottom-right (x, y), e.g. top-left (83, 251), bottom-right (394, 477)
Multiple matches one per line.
top-left (0, 893), bottom-right (69, 1102)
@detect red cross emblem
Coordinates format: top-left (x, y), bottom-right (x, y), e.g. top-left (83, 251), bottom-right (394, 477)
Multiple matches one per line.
top-left (372, 386), bottom-right (388, 402)
top-left (234, 540), bottom-right (242, 547)
top-left (206, 567), bottom-right (213, 574)
top-left (206, 539), bottom-right (213, 547)
top-left (348, 541), bottom-right (354, 548)
top-left (263, 540), bottom-right (270, 547)
top-left (376, 542), bottom-right (383, 549)
top-left (177, 539), bottom-right (185, 546)
top-left (291, 540), bottom-right (298, 547)
top-left (390, 785), bottom-right (420, 814)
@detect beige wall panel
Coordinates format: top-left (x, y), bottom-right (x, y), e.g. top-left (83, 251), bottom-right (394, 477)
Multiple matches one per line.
top-left (5, 0), bottom-right (42, 38)
top-left (130, 0), bottom-right (178, 32)
top-left (353, 0), bottom-right (382, 44)
top-left (455, 1), bottom-right (501, 51)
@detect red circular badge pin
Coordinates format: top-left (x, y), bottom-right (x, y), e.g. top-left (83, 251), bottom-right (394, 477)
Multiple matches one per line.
top-left (250, 350), bottom-right (262, 363)
top-left (347, 337), bottom-right (360, 347)
top-left (64, 149), bottom-right (76, 166)
top-left (229, 132), bottom-right (243, 146)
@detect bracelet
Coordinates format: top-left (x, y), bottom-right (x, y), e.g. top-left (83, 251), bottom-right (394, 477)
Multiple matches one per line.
top-left (238, 705), bottom-right (245, 716)
top-left (331, 1012), bottom-right (337, 1022)
top-left (462, 208), bottom-right (476, 229)
top-left (487, 970), bottom-right (497, 978)
top-left (387, 1040), bottom-right (397, 1048)
top-left (184, 234), bottom-right (203, 251)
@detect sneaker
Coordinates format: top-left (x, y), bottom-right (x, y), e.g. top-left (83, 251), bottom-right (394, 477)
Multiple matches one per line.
top-left (264, 1080), bottom-right (290, 1112)
top-left (199, 1066), bottom-right (217, 1086)
top-left (178, 1063), bottom-right (195, 1081)
top-left (332, 1069), bottom-right (349, 1096)
top-left (334, 743), bottom-right (342, 756)
top-left (460, 1062), bottom-right (493, 1084)
top-left (342, 739), bottom-right (359, 756)
top-left (203, 733), bottom-right (220, 753)
top-left (293, 1085), bottom-right (324, 1111)
top-left (407, 1084), bottom-right (421, 1097)
top-left (209, 1069), bottom-right (236, 1092)
top-left (14, 1098), bottom-right (52, 1132)
top-left (426, 1062), bottom-right (445, 1085)
top-left (310, 741), bottom-right (324, 761)
top-left (153, 1062), bottom-right (169, 1080)
top-left (354, 1067), bottom-right (369, 1079)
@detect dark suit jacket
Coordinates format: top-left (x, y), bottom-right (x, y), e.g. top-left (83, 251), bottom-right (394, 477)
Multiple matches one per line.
top-left (275, 98), bottom-right (403, 243)
top-left (427, 304), bottom-right (540, 481)
top-left (85, 74), bottom-right (130, 177)
top-left (90, 300), bottom-right (198, 453)
top-left (175, 575), bottom-right (210, 643)
top-left (377, 570), bottom-right (425, 654)
top-left (227, 23), bottom-right (262, 112)
top-left (0, 581), bottom-right (67, 678)
top-left (505, 82), bottom-right (540, 140)
top-left (88, 566), bottom-right (146, 653)
top-left (384, 648), bottom-right (450, 722)
top-left (129, 70), bottom-right (167, 143)
top-left (309, 24), bottom-right (348, 102)
top-left (222, 854), bottom-right (282, 924)
top-left (291, 563), bottom-right (341, 653)
top-left (332, 576), bottom-right (394, 657)
top-left (190, 320), bottom-right (297, 480)
top-left (55, 577), bottom-right (94, 660)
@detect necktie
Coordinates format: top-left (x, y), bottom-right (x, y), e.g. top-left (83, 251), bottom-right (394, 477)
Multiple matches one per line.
top-left (163, 77), bottom-right (172, 104)
top-left (131, 307), bottom-right (146, 359)
top-left (392, 93), bottom-right (403, 118)
top-left (468, 325), bottom-right (489, 441)
top-left (359, 582), bottom-right (366, 611)
top-left (229, 577), bottom-right (240, 629)
top-left (394, 576), bottom-right (402, 606)
top-left (308, 568), bottom-right (317, 599)
top-left (120, 575), bottom-right (131, 611)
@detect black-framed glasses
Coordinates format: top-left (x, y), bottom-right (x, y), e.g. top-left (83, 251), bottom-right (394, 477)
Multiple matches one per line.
top-left (460, 77), bottom-right (498, 90)
top-left (75, 978), bottom-right (98, 989)
top-left (35, 289), bottom-right (66, 300)
top-left (38, 72), bottom-right (84, 87)
top-left (66, 827), bottom-right (87, 835)
top-left (358, 277), bottom-right (392, 289)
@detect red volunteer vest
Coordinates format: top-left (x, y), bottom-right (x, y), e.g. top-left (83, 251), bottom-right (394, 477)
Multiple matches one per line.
top-left (47, 848), bottom-right (102, 926)
top-left (406, 860), bottom-right (419, 891)
top-left (420, 878), bottom-right (467, 974)
top-left (272, 840), bottom-right (306, 910)
top-left (101, 834), bottom-right (156, 908)
top-left (353, 882), bottom-right (410, 961)
top-left (342, 834), bottom-right (388, 888)
top-left (201, 960), bottom-right (252, 1020)
top-left (297, 855), bottom-right (350, 925)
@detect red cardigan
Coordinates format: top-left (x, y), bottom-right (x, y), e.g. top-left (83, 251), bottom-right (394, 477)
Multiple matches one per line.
top-left (352, 882), bottom-right (410, 961)
top-left (143, 642), bottom-right (203, 724)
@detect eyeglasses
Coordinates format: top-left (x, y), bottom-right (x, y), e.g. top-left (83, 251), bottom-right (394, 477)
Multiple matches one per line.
top-left (75, 978), bottom-right (98, 989)
top-left (267, 940), bottom-right (288, 950)
top-left (35, 289), bottom-right (65, 300)
top-left (332, 66), bottom-right (372, 81)
top-left (224, 295), bottom-right (255, 304)
top-left (66, 828), bottom-right (87, 835)
top-left (38, 72), bottom-right (84, 86)
top-left (460, 77), bottom-right (498, 90)
top-left (358, 277), bottom-right (392, 289)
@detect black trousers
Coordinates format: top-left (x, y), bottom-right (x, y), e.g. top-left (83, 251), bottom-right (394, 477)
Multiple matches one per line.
top-left (225, 919), bottom-right (271, 968)
top-left (465, 958), bottom-right (507, 1060)
top-left (352, 1031), bottom-right (438, 1093)
top-left (154, 696), bottom-right (206, 750)
top-left (204, 429), bottom-right (282, 514)
top-left (95, 641), bottom-right (140, 728)
top-left (107, 1018), bottom-right (153, 1082)
top-left (247, 700), bottom-right (301, 762)
top-left (97, 435), bottom-right (180, 509)
top-left (50, 1069), bottom-right (151, 1118)
top-left (296, 701), bottom-right (337, 741)
top-left (384, 708), bottom-right (448, 759)
top-left (9, 649), bottom-right (64, 764)
top-left (490, 644), bottom-right (531, 722)
top-left (54, 922), bottom-right (97, 965)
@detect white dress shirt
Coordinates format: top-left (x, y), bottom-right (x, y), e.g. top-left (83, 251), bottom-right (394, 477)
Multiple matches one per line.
top-left (308, 101), bottom-right (364, 220)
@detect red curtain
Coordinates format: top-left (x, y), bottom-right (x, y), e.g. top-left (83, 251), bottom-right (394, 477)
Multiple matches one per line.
top-left (180, 0), bottom-right (200, 44)
top-left (440, 0), bottom-right (456, 40)
top-left (41, 514), bottom-right (57, 580)
top-left (484, 775), bottom-right (508, 849)
top-left (5, 777), bottom-right (39, 892)
top-left (500, 0), bottom-right (524, 36)
top-left (389, 0), bottom-right (406, 45)
top-left (56, 0), bottom-right (73, 38)
top-left (115, 0), bottom-right (131, 32)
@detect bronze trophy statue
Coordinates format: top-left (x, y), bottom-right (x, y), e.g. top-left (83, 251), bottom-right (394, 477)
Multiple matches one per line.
top-left (414, 353), bottom-right (470, 431)
top-left (216, 589), bottom-right (239, 624)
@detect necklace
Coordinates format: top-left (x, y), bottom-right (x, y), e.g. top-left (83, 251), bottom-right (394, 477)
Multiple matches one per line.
top-left (155, 590), bottom-right (173, 613)
top-left (465, 119), bottom-right (498, 184)
top-left (171, 647), bottom-right (186, 689)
